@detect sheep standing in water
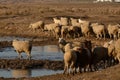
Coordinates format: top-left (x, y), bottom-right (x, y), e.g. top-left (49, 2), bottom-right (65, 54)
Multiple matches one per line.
top-left (12, 39), bottom-right (32, 60)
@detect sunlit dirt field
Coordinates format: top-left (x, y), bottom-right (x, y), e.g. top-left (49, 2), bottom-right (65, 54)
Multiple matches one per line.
top-left (0, 0), bottom-right (120, 80)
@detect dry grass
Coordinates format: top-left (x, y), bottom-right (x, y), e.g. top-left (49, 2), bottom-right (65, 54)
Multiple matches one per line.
top-left (0, 2), bottom-right (120, 37)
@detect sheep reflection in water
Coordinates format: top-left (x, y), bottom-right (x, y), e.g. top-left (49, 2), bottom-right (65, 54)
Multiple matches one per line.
top-left (12, 69), bottom-right (31, 78)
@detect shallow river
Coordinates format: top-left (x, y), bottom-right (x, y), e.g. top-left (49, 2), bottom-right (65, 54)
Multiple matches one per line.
top-left (0, 45), bottom-right (63, 61)
top-left (0, 69), bottom-right (63, 78)
top-left (0, 45), bottom-right (63, 78)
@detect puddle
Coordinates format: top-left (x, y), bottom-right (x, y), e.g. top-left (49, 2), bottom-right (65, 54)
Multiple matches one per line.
top-left (0, 45), bottom-right (63, 61)
top-left (0, 69), bottom-right (63, 78)
top-left (0, 36), bottom-right (32, 41)
top-left (0, 45), bottom-right (64, 78)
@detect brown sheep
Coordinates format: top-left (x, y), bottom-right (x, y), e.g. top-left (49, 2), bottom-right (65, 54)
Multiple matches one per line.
top-left (92, 46), bottom-right (110, 71)
top-left (75, 40), bottom-right (92, 72)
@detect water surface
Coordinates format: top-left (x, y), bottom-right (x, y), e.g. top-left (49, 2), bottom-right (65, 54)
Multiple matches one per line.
top-left (0, 69), bottom-right (63, 78)
top-left (0, 45), bottom-right (63, 61)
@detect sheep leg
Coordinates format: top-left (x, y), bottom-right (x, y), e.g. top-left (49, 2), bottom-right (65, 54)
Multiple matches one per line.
top-left (89, 64), bottom-right (93, 72)
top-left (17, 51), bottom-right (22, 59)
top-left (113, 34), bottom-right (117, 40)
top-left (26, 52), bottom-right (31, 60)
top-left (63, 66), bottom-right (67, 74)
top-left (109, 34), bottom-right (112, 39)
top-left (100, 34), bottom-right (102, 39)
top-left (79, 67), bottom-right (82, 73)
top-left (96, 34), bottom-right (99, 39)
top-left (87, 32), bottom-right (90, 37)
top-left (63, 62), bottom-right (69, 74)
top-left (116, 55), bottom-right (120, 63)
top-left (118, 33), bottom-right (120, 39)
top-left (70, 61), bottom-right (76, 75)
top-left (103, 32), bottom-right (106, 40)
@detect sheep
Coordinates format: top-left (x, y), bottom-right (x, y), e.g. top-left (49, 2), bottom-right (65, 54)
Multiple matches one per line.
top-left (103, 40), bottom-right (116, 66)
top-left (70, 18), bottom-right (79, 26)
top-left (114, 39), bottom-right (120, 63)
top-left (58, 38), bottom-right (92, 72)
top-left (61, 26), bottom-right (70, 39)
top-left (71, 18), bottom-right (90, 36)
top-left (118, 28), bottom-right (120, 38)
top-left (12, 39), bottom-right (32, 60)
top-left (60, 17), bottom-right (69, 26)
top-left (12, 69), bottom-right (31, 78)
top-left (78, 19), bottom-right (87, 24)
top-left (63, 43), bottom-right (77, 75)
top-left (107, 24), bottom-right (120, 40)
top-left (54, 26), bottom-right (61, 39)
top-left (58, 38), bottom-right (68, 53)
top-left (68, 26), bottom-right (81, 38)
top-left (58, 38), bottom-right (82, 52)
top-left (92, 46), bottom-right (110, 71)
top-left (75, 40), bottom-right (92, 72)
top-left (53, 17), bottom-right (61, 25)
top-left (29, 21), bottom-right (44, 31)
top-left (76, 48), bottom-right (92, 72)
top-left (44, 23), bottom-right (60, 37)
top-left (61, 25), bottom-right (81, 39)
top-left (80, 21), bottom-right (91, 37)
top-left (91, 23), bottom-right (106, 39)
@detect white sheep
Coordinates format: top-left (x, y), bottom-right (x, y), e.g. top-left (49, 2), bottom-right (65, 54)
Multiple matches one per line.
top-left (114, 39), bottom-right (120, 62)
top-left (118, 28), bottom-right (120, 38)
top-left (44, 23), bottom-right (60, 36)
top-left (103, 40), bottom-right (116, 65)
top-left (60, 17), bottom-right (69, 26)
top-left (29, 21), bottom-right (44, 31)
top-left (12, 39), bottom-right (32, 60)
top-left (91, 23), bottom-right (106, 39)
top-left (53, 17), bottom-right (61, 25)
top-left (78, 19), bottom-right (87, 24)
top-left (70, 18), bottom-right (79, 26)
top-left (80, 21), bottom-right (91, 37)
top-left (107, 24), bottom-right (120, 40)
top-left (63, 43), bottom-right (77, 75)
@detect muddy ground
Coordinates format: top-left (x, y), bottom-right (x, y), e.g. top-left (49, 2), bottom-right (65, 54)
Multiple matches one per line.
top-left (0, 0), bottom-right (120, 80)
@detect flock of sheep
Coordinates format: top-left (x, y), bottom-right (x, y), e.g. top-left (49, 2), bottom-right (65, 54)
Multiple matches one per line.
top-left (11, 16), bottom-right (120, 75)
top-left (11, 36), bottom-right (120, 75)
top-left (58, 38), bottom-right (120, 75)
top-left (29, 17), bottom-right (120, 39)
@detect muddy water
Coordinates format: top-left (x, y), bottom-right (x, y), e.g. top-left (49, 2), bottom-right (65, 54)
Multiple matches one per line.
top-left (0, 45), bottom-right (64, 78)
top-left (0, 69), bottom-right (63, 78)
top-left (0, 36), bottom-right (32, 41)
top-left (0, 45), bottom-right (63, 61)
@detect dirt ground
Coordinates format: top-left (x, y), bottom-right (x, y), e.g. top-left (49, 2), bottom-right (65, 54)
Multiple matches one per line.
top-left (0, 0), bottom-right (120, 80)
